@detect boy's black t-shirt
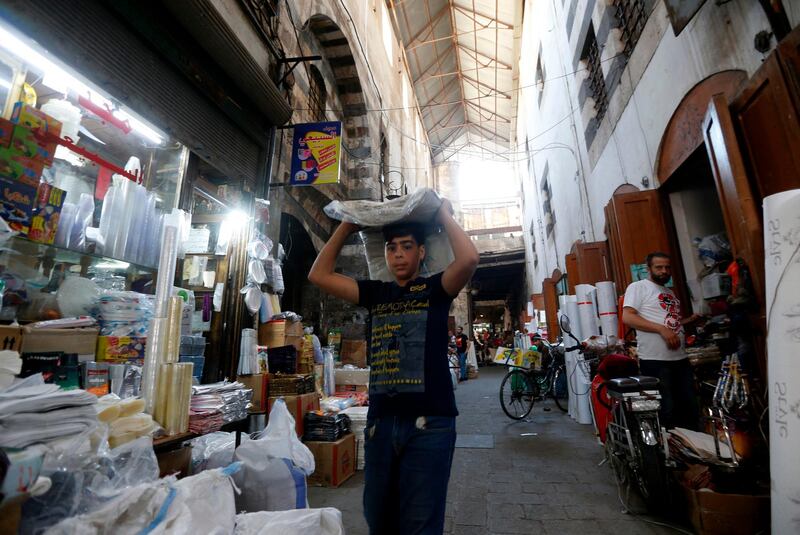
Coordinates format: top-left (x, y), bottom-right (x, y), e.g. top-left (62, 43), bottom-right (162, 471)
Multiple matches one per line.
top-left (357, 273), bottom-right (458, 419)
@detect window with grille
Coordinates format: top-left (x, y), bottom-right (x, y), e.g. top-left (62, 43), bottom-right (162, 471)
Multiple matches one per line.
top-left (613, 0), bottom-right (647, 57)
top-left (581, 24), bottom-right (607, 121)
top-left (541, 164), bottom-right (556, 238)
top-left (535, 48), bottom-right (546, 105)
top-left (308, 65), bottom-right (327, 122)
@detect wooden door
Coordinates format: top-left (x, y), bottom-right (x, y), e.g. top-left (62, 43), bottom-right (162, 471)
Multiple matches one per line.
top-left (608, 190), bottom-right (673, 289)
top-left (542, 278), bottom-right (560, 342)
top-left (575, 241), bottom-right (612, 285)
top-left (605, 203), bottom-right (626, 292)
top-left (730, 52), bottom-right (800, 198)
top-left (564, 253), bottom-right (578, 294)
top-left (606, 190), bottom-right (690, 309)
top-left (703, 94), bottom-right (765, 307)
top-left (777, 25), bottom-right (800, 114)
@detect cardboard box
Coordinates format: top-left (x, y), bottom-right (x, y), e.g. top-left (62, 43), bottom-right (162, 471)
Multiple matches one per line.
top-left (305, 433), bottom-right (356, 488)
top-left (21, 327), bottom-right (98, 360)
top-left (285, 320), bottom-right (304, 337)
top-left (238, 373), bottom-right (268, 413)
top-left (340, 339), bottom-right (367, 368)
top-left (683, 485), bottom-right (769, 535)
top-left (0, 177), bottom-right (36, 233)
top-left (334, 368), bottom-right (370, 386)
top-left (268, 392), bottom-right (320, 437)
top-left (96, 336), bottom-right (146, 364)
top-left (336, 384), bottom-right (368, 393)
top-left (26, 183), bottom-right (65, 244)
top-left (0, 325), bottom-right (23, 352)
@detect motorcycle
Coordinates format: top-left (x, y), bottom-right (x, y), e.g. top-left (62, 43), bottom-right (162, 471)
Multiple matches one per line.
top-left (559, 315), bottom-right (671, 511)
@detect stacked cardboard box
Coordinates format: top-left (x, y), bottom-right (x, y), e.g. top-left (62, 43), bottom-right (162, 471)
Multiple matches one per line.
top-left (267, 392), bottom-right (320, 438)
top-left (304, 433), bottom-right (356, 487)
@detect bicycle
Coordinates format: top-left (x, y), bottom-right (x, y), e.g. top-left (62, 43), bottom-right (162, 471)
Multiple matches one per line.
top-left (499, 337), bottom-right (569, 420)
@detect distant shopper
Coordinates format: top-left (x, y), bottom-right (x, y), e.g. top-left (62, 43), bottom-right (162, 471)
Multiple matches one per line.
top-left (455, 326), bottom-right (469, 380)
top-left (622, 252), bottom-right (702, 429)
top-left (308, 198), bottom-right (479, 535)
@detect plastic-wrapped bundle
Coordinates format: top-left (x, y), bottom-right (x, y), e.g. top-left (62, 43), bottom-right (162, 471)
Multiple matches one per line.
top-left (136, 192), bottom-right (157, 265)
top-left (154, 225), bottom-right (179, 317)
top-left (303, 413), bottom-right (351, 442)
top-left (123, 183), bottom-right (147, 262)
top-left (69, 193), bottom-right (94, 252)
top-left (97, 187), bottom-right (115, 255)
top-left (54, 202), bottom-right (76, 248)
top-left (323, 188), bottom-right (454, 282)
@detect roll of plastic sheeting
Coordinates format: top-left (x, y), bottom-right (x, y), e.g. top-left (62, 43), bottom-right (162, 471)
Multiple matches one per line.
top-left (575, 284), bottom-right (599, 338)
top-left (596, 281), bottom-right (619, 341)
top-left (764, 189), bottom-right (800, 533)
top-left (155, 225), bottom-right (179, 318)
top-left (575, 359), bottom-right (593, 425)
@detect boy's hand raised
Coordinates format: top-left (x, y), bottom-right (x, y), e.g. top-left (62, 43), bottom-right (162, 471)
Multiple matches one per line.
top-left (437, 198), bottom-right (454, 223)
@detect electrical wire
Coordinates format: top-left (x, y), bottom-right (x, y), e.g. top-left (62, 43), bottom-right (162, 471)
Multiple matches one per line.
top-left (284, 0), bottom-right (625, 159)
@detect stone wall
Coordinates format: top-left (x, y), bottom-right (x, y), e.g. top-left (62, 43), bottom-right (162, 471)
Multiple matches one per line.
top-left (515, 0), bottom-right (780, 292)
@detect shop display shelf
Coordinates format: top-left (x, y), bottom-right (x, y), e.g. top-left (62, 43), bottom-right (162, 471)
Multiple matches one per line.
top-left (152, 416), bottom-right (250, 452)
top-left (3, 234), bottom-right (158, 275)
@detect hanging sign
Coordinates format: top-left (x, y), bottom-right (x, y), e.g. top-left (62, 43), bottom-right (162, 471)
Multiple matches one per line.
top-left (289, 121), bottom-right (342, 186)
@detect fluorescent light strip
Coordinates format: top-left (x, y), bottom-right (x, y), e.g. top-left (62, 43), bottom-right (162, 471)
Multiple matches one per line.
top-left (0, 78), bottom-right (11, 89)
top-left (0, 23), bottom-right (163, 144)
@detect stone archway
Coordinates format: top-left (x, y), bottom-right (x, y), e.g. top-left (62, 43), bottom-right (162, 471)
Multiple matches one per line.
top-left (655, 70), bottom-right (748, 187)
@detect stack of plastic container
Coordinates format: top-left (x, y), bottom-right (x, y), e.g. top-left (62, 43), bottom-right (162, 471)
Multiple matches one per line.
top-left (342, 406), bottom-right (368, 470)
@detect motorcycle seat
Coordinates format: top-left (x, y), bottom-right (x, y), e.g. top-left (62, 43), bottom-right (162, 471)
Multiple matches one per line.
top-left (631, 375), bottom-right (660, 390)
top-left (606, 376), bottom-right (660, 393)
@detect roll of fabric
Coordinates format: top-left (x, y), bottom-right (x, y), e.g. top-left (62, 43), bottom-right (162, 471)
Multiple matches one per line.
top-left (764, 188), bottom-right (800, 533)
top-left (596, 281), bottom-right (618, 341)
top-left (575, 284), bottom-right (599, 338)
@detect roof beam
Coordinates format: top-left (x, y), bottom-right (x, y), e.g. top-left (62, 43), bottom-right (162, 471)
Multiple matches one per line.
top-left (405, 23), bottom-right (512, 52)
top-left (429, 119), bottom-right (509, 134)
top-left (452, 5), bottom-right (513, 28)
top-left (405, 4), bottom-right (450, 47)
top-left (462, 74), bottom-right (511, 98)
top-left (469, 122), bottom-right (510, 143)
top-left (465, 100), bottom-right (510, 122)
top-left (456, 43), bottom-right (512, 70)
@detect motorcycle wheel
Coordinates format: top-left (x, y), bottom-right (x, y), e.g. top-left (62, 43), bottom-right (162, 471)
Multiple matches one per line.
top-left (631, 415), bottom-right (669, 512)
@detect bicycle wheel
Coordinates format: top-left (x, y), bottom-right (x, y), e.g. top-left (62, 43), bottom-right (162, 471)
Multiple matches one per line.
top-left (552, 366), bottom-right (568, 412)
top-left (500, 370), bottom-right (536, 420)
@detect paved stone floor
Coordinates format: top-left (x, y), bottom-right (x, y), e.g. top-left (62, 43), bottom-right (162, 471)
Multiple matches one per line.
top-left (309, 366), bottom-right (683, 534)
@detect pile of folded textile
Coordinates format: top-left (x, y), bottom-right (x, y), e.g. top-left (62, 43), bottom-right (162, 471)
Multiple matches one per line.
top-left (0, 374), bottom-right (97, 448)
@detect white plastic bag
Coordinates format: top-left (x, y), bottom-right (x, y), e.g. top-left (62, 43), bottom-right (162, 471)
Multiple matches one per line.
top-left (45, 464), bottom-right (240, 535)
top-left (323, 187), bottom-right (455, 282)
top-left (190, 431), bottom-right (238, 474)
top-left (234, 508), bottom-right (345, 535)
top-left (232, 399), bottom-right (314, 512)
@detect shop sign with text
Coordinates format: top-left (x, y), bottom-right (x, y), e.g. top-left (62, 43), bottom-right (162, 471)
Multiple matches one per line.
top-left (290, 122), bottom-right (342, 186)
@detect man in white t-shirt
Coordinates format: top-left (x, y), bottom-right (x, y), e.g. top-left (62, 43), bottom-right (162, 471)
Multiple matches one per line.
top-left (622, 252), bottom-right (701, 429)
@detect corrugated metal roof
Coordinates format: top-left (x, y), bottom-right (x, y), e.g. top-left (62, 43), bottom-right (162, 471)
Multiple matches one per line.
top-left (390, 0), bottom-right (520, 162)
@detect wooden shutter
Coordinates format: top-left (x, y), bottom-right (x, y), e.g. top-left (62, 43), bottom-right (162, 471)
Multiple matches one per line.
top-left (730, 52), bottom-right (800, 199)
top-left (607, 190), bottom-right (672, 289)
top-left (575, 241), bottom-right (612, 286)
top-left (542, 278), bottom-right (560, 342)
top-left (776, 26), bottom-right (800, 113)
top-left (702, 94), bottom-right (765, 307)
top-left (605, 202), bottom-right (626, 291)
top-left (565, 253), bottom-right (578, 294)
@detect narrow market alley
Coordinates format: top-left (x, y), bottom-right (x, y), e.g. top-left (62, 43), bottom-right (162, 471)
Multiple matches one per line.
top-left (310, 366), bottom-right (675, 535)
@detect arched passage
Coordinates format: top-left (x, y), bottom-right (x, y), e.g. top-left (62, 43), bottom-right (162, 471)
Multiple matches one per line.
top-left (279, 213), bottom-right (321, 328)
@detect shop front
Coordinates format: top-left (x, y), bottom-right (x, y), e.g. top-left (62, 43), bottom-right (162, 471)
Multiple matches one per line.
top-left (543, 25), bottom-right (800, 532)
top-left (0, 3), bottom-right (364, 530)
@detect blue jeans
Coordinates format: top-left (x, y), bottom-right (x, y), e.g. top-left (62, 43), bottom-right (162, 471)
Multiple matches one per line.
top-left (363, 416), bottom-right (457, 535)
top-left (458, 352), bottom-right (467, 380)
